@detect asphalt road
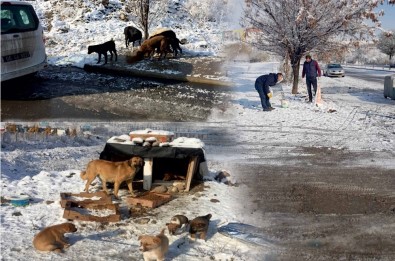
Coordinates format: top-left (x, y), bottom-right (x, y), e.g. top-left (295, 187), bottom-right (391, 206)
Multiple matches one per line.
top-left (224, 124), bottom-right (395, 260)
top-left (343, 66), bottom-right (394, 83)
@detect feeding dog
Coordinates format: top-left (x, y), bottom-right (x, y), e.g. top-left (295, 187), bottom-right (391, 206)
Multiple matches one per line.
top-left (138, 228), bottom-right (169, 261)
top-left (87, 39), bottom-right (117, 64)
top-left (32, 223), bottom-right (77, 253)
top-left (189, 214), bottom-right (212, 241)
top-left (166, 215), bottom-right (189, 235)
top-left (80, 156), bottom-right (144, 198)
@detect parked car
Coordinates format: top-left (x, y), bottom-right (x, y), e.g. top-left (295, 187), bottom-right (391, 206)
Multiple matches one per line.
top-left (323, 63), bottom-right (345, 77)
top-left (1, 0), bottom-right (47, 82)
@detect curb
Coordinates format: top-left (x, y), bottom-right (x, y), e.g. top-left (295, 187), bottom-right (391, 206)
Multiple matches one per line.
top-left (343, 65), bottom-right (395, 73)
top-left (83, 64), bottom-right (234, 87)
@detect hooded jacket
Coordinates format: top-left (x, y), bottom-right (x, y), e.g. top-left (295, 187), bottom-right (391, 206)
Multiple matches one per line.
top-left (255, 73), bottom-right (278, 93)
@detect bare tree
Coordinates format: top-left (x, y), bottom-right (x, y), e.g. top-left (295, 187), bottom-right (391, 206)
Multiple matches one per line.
top-left (377, 31), bottom-right (395, 64)
top-left (242, 0), bottom-right (391, 94)
top-left (126, 0), bottom-right (169, 39)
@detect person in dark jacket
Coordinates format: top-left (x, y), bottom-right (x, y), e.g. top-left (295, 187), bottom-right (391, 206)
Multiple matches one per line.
top-left (302, 54), bottom-right (321, 102)
top-left (255, 72), bottom-right (284, 111)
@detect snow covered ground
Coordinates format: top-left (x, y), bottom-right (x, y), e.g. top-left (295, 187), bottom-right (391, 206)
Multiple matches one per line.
top-left (29, 0), bottom-right (228, 68)
top-left (212, 62), bottom-right (395, 155)
top-left (1, 62), bottom-right (394, 260)
top-left (1, 0), bottom-right (395, 260)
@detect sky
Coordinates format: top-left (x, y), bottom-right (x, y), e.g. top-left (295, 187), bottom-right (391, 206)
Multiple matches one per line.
top-left (376, 4), bottom-right (395, 31)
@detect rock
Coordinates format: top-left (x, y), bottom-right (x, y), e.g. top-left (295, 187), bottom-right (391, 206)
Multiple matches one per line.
top-left (134, 218), bottom-right (150, 224)
top-left (132, 137), bottom-right (144, 144)
top-left (215, 170), bottom-right (231, 182)
top-left (173, 181), bottom-right (185, 191)
top-left (210, 199), bottom-right (220, 203)
top-left (119, 13), bottom-right (127, 21)
top-left (145, 137), bottom-right (157, 143)
top-left (169, 186), bottom-right (179, 193)
top-left (151, 185), bottom-right (167, 193)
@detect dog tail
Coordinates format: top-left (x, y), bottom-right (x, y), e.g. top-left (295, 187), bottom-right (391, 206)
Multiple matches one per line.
top-left (80, 170), bottom-right (87, 180)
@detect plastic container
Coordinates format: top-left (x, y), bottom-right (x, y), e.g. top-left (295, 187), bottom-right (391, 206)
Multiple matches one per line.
top-left (8, 195), bottom-right (30, 207)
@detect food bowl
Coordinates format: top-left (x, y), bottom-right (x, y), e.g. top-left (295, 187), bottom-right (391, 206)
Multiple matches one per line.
top-left (281, 99), bottom-right (289, 108)
top-left (8, 195), bottom-right (30, 207)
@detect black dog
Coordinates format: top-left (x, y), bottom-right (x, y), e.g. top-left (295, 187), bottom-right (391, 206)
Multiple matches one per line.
top-left (88, 40), bottom-right (117, 64)
top-left (124, 26), bottom-right (142, 48)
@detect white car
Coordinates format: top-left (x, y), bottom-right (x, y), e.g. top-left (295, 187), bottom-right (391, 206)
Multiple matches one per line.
top-left (323, 63), bottom-right (345, 77)
top-left (1, 0), bottom-right (47, 81)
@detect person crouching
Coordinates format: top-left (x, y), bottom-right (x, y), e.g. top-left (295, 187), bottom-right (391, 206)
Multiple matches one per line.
top-left (255, 73), bottom-right (283, 111)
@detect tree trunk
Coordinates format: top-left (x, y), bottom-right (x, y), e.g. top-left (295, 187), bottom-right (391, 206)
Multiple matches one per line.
top-left (291, 59), bottom-right (301, 94)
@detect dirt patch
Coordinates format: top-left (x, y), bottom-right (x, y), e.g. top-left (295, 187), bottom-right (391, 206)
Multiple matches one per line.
top-left (288, 183), bottom-right (395, 214)
top-left (230, 148), bottom-right (395, 260)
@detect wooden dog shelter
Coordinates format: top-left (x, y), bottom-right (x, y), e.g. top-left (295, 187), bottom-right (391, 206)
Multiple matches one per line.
top-left (99, 136), bottom-right (205, 193)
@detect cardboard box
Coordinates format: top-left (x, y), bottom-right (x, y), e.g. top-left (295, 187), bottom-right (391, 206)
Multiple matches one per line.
top-left (63, 201), bottom-right (121, 222)
top-left (125, 192), bottom-right (172, 208)
top-left (60, 191), bottom-right (112, 208)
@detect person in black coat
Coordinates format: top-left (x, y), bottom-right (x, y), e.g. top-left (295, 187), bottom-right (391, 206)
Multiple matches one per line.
top-left (302, 54), bottom-right (321, 102)
top-left (255, 72), bottom-right (283, 111)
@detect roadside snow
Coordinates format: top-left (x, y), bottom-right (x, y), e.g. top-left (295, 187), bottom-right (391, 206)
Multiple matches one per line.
top-left (210, 62), bottom-right (395, 154)
top-left (0, 131), bottom-right (261, 260)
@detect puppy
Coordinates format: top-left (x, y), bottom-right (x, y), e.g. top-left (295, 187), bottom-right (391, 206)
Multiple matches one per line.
top-left (80, 156), bottom-right (144, 198)
top-left (138, 228), bottom-right (169, 261)
top-left (87, 39), bottom-right (117, 64)
top-left (189, 214), bottom-right (212, 241)
top-left (33, 223), bottom-right (77, 253)
top-left (166, 215), bottom-right (189, 235)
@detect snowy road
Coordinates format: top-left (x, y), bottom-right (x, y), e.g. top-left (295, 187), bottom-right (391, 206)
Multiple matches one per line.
top-left (343, 66), bottom-right (394, 83)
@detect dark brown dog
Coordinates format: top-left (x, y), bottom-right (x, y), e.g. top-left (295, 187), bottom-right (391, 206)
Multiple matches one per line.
top-left (88, 40), bottom-right (117, 64)
top-left (80, 156), bottom-right (144, 198)
top-left (133, 35), bottom-right (172, 61)
top-left (149, 29), bottom-right (185, 57)
top-left (189, 214), bottom-right (212, 241)
top-left (33, 223), bottom-right (77, 253)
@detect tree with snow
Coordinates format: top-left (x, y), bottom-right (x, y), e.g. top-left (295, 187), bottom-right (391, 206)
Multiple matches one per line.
top-left (125, 0), bottom-right (169, 39)
top-left (377, 31), bottom-right (395, 64)
top-left (242, 0), bottom-right (391, 94)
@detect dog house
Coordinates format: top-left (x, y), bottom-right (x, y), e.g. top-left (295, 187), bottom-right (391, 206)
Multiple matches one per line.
top-left (99, 134), bottom-right (206, 193)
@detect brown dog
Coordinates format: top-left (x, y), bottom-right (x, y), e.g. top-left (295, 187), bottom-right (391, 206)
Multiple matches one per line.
top-left (189, 214), bottom-right (212, 241)
top-left (166, 214), bottom-right (189, 235)
top-left (138, 228), bottom-right (169, 261)
top-left (80, 156), bottom-right (144, 198)
top-left (32, 223), bottom-right (77, 253)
